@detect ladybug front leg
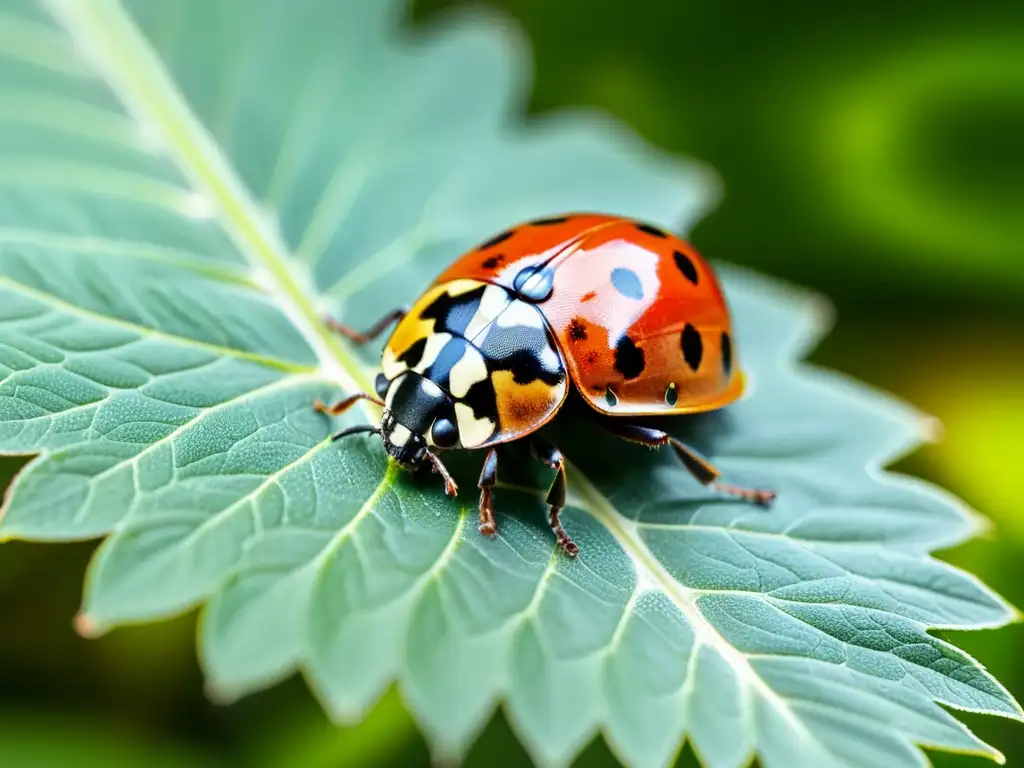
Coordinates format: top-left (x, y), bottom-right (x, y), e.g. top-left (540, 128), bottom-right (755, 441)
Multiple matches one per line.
top-left (322, 306), bottom-right (408, 345)
top-left (596, 420), bottom-right (776, 507)
top-left (528, 436), bottom-right (579, 557)
top-left (425, 450), bottom-right (459, 497)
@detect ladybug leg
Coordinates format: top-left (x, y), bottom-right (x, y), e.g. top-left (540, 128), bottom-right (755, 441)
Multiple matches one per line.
top-left (477, 448), bottom-right (499, 537)
top-left (597, 420), bottom-right (776, 507)
top-left (425, 450), bottom-right (459, 497)
top-left (322, 306), bottom-right (408, 345)
top-left (313, 392), bottom-right (384, 416)
top-left (313, 393), bottom-right (384, 442)
top-left (528, 436), bottom-right (580, 557)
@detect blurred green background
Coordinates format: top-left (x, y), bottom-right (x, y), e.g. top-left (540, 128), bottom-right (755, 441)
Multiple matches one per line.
top-left (2, 0), bottom-right (1022, 765)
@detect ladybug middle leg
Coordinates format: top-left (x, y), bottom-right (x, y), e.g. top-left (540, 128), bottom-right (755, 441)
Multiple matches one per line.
top-left (313, 392), bottom-right (384, 416)
top-left (528, 435), bottom-right (579, 557)
top-left (322, 306), bottom-right (408, 345)
top-left (596, 419), bottom-right (776, 507)
top-left (317, 309), bottom-right (401, 420)
top-left (477, 448), bottom-right (500, 538)
top-left (313, 392), bottom-right (385, 442)
top-left (475, 440), bottom-right (579, 556)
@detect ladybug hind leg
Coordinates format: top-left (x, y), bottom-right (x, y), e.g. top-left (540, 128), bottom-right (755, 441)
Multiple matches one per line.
top-left (596, 419), bottom-right (776, 507)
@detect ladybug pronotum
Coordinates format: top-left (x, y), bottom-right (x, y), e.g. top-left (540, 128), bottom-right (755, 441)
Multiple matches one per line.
top-left (316, 213), bottom-right (776, 556)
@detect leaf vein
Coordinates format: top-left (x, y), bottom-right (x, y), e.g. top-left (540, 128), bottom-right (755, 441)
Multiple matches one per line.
top-left (0, 277), bottom-right (314, 373)
top-left (45, 0), bottom-right (377, 403)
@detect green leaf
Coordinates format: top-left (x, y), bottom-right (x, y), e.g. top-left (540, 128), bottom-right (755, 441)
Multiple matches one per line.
top-left (0, 1), bottom-right (1018, 767)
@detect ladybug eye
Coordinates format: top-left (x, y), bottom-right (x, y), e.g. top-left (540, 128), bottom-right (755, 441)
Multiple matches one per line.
top-left (430, 417), bottom-right (458, 448)
top-left (374, 373), bottom-right (389, 399)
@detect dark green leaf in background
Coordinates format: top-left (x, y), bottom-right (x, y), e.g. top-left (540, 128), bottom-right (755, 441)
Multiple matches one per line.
top-left (0, 1), bottom-right (1018, 767)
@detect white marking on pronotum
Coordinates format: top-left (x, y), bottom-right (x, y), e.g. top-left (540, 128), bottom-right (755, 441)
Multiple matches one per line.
top-left (389, 423), bottom-right (412, 447)
top-left (420, 378), bottom-right (444, 398)
top-left (455, 403), bottom-right (494, 448)
top-left (447, 347), bottom-right (488, 398)
top-left (385, 379), bottom-right (399, 409)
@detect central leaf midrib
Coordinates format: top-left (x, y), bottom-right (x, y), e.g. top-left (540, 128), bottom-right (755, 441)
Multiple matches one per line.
top-left (564, 459), bottom-right (840, 757)
top-left (45, 0), bottom-right (377, 400)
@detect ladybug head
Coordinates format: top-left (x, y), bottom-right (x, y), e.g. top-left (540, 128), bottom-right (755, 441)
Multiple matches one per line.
top-left (376, 372), bottom-right (460, 467)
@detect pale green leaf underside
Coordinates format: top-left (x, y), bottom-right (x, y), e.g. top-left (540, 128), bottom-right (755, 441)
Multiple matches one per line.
top-left (0, 2), bottom-right (1018, 768)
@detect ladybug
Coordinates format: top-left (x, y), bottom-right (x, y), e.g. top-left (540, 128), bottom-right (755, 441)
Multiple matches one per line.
top-left (317, 213), bottom-right (775, 556)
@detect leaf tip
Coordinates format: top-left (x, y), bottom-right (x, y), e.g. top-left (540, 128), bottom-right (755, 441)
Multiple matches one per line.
top-left (72, 611), bottom-right (105, 639)
top-left (971, 513), bottom-right (995, 538)
top-left (203, 680), bottom-right (239, 707)
top-left (806, 291), bottom-right (836, 336)
top-left (919, 414), bottom-right (945, 443)
top-left (427, 748), bottom-right (462, 768)
top-left (1009, 699), bottom-right (1024, 723)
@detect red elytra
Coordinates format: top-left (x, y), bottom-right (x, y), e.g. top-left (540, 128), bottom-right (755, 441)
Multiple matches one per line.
top-left (431, 213), bottom-right (743, 418)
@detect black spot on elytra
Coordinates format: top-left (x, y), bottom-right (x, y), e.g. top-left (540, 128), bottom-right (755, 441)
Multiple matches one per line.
top-left (478, 229), bottom-right (514, 250)
top-left (673, 250), bottom-right (699, 285)
top-left (610, 267), bottom-right (644, 300)
top-left (397, 337), bottom-right (427, 368)
top-left (420, 284), bottom-right (488, 337)
top-left (613, 335), bottom-right (645, 379)
top-left (721, 331), bottom-right (733, 375)
top-left (531, 216), bottom-right (569, 226)
top-left (635, 223), bottom-right (668, 238)
top-left (481, 253), bottom-right (505, 269)
top-left (681, 324), bottom-right (703, 371)
top-left (569, 318), bottom-right (587, 341)
top-left (665, 382), bottom-right (678, 406)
